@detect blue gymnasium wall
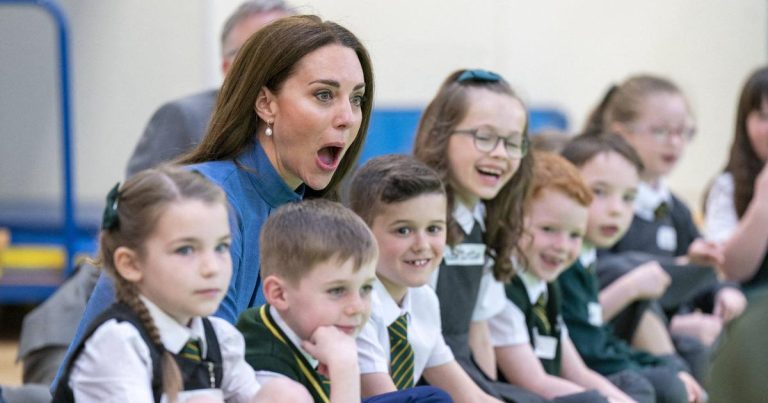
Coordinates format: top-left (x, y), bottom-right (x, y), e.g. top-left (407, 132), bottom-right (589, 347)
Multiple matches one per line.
top-left (360, 107), bottom-right (568, 164)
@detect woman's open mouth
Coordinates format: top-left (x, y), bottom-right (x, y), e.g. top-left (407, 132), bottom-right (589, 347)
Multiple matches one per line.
top-left (316, 145), bottom-right (343, 171)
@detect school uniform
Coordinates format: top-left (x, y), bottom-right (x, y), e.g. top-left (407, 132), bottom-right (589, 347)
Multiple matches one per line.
top-left (488, 271), bottom-right (607, 403)
top-left (603, 181), bottom-right (734, 381)
top-left (559, 250), bottom-right (690, 403)
top-left (705, 172), bottom-right (768, 293)
top-left (54, 297), bottom-right (259, 403)
top-left (237, 305), bottom-right (452, 403)
top-left (431, 203), bottom-right (547, 403)
top-left (357, 281), bottom-right (454, 384)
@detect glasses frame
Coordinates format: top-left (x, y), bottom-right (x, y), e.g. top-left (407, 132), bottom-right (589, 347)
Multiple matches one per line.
top-left (633, 125), bottom-right (697, 143)
top-left (451, 128), bottom-right (529, 158)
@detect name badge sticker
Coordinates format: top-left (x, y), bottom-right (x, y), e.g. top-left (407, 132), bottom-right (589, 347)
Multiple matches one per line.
top-left (656, 225), bottom-right (677, 252)
top-left (443, 243), bottom-right (486, 266)
top-left (587, 302), bottom-right (603, 326)
top-left (532, 328), bottom-right (558, 360)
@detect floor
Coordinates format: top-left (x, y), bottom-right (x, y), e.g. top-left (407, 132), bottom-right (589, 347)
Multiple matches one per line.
top-left (0, 306), bottom-right (27, 386)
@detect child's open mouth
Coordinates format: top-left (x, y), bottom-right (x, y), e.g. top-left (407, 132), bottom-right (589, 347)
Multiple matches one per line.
top-left (316, 145), bottom-right (343, 171)
top-left (403, 258), bottom-right (432, 268)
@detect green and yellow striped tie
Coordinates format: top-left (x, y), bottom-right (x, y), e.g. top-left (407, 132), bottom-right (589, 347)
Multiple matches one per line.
top-left (387, 314), bottom-right (414, 390)
top-left (180, 338), bottom-right (202, 362)
top-left (532, 294), bottom-right (551, 335)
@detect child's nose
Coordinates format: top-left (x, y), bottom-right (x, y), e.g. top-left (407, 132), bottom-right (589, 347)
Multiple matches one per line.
top-left (345, 293), bottom-right (366, 315)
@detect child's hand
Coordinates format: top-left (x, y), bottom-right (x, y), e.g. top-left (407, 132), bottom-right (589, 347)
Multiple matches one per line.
top-left (627, 261), bottom-right (671, 300)
top-left (713, 287), bottom-right (747, 323)
top-left (686, 239), bottom-right (724, 267)
top-left (301, 325), bottom-right (358, 377)
top-left (670, 312), bottom-right (723, 346)
top-left (677, 371), bottom-right (706, 403)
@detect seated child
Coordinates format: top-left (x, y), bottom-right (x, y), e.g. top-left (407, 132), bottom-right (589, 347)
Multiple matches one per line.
top-left (236, 199), bottom-right (451, 403)
top-left (53, 167), bottom-right (308, 403)
top-left (349, 154), bottom-right (499, 402)
top-left (559, 133), bottom-right (706, 403)
top-left (489, 151), bottom-right (635, 403)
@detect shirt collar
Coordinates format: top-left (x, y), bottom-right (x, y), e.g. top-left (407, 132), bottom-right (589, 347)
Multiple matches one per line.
top-left (139, 295), bottom-right (207, 357)
top-left (635, 180), bottom-right (672, 221)
top-left (269, 305), bottom-right (318, 368)
top-left (374, 280), bottom-right (412, 327)
top-left (519, 270), bottom-right (548, 305)
top-left (579, 246), bottom-right (597, 269)
top-left (238, 141), bottom-right (304, 207)
top-left (453, 200), bottom-right (486, 234)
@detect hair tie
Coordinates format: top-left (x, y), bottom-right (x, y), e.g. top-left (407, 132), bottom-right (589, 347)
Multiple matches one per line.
top-left (101, 182), bottom-right (121, 230)
top-left (457, 69), bottom-right (502, 83)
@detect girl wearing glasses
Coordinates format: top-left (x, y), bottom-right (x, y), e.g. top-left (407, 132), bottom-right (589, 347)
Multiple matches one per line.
top-left (414, 70), bottom-right (546, 402)
top-left (585, 74), bottom-right (745, 385)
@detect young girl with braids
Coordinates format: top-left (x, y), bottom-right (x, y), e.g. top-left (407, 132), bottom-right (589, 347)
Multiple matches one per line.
top-left (53, 167), bottom-right (310, 403)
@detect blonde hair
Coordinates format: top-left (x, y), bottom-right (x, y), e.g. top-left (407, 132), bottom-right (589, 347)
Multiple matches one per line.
top-left (96, 166), bottom-right (227, 402)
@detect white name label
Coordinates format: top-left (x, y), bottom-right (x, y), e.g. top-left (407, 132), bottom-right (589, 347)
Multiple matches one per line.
top-left (588, 302), bottom-right (603, 326)
top-left (656, 225), bottom-right (677, 252)
top-left (533, 328), bottom-right (558, 360)
top-left (443, 243), bottom-right (486, 266)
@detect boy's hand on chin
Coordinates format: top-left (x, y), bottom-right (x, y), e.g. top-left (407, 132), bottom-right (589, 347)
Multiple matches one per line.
top-left (302, 325), bottom-right (358, 374)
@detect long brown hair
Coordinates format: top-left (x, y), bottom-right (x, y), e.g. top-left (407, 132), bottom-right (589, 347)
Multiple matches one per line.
top-left (413, 69), bottom-right (534, 282)
top-left (96, 166), bottom-right (227, 402)
top-left (725, 66), bottom-right (768, 217)
top-left (180, 15), bottom-right (375, 200)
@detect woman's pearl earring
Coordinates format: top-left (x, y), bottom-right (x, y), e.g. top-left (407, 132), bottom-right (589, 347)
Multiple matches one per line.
top-left (265, 121), bottom-right (273, 137)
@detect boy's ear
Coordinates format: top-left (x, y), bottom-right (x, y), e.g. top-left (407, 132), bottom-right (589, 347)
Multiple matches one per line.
top-left (113, 246), bottom-right (143, 283)
top-left (254, 87), bottom-right (276, 123)
top-left (262, 275), bottom-right (290, 310)
top-left (610, 121), bottom-right (631, 138)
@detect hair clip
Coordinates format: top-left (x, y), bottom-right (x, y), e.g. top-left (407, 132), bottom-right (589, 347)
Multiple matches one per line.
top-left (101, 182), bottom-right (121, 230)
top-left (457, 69), bottom-right (502, 83)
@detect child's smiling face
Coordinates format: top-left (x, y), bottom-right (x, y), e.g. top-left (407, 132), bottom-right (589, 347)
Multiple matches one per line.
top-left (579, 151), bottom-right (640, 248)
top-left (520, 189), bottom-right (588, 282)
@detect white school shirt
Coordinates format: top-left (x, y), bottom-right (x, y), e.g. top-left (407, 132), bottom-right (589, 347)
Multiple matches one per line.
top-left (704, 172), bottom-right (739, 242)
top-left (488, 271), bottom-right (568, 347)
top-left (69, 296), bottom-right (260, 403)
top-left (357, 280), bottom-right (454, 382)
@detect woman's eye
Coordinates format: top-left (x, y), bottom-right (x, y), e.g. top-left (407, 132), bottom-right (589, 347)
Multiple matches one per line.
top-left (315, 90), bottom-right (332, 102)
top-left (351, 94), bottom-right (365, 107)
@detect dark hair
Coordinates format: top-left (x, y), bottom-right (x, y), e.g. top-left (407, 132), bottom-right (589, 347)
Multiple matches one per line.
top-left (180, 15), bottom-right (375, 201)
top-left (413, 69), bottom-right (534, 282)
top-left (348, 154), bottom-right (446, 226)
top-left (96, 166), bottom-right (227, 402)
top-left (220, 0), bottom-right (292, 47)
top-left (725, 66), bottom-right (768, 217)
top-left (260, 199), bottom-right (378, 284)
top-left (584, 75), bottom-right (684, 134)
top-left (561, 132), bottom-right (644, 174)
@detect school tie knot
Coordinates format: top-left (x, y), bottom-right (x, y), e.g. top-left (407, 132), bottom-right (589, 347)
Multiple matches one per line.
top-left (533, 293), bottom-right (551, 335)
top-left (387, 314), bottom-right (414, 390)
top-left (180, 338), bottom-right (203, 362)
top-left (654, 201), bottom-right (670, 221)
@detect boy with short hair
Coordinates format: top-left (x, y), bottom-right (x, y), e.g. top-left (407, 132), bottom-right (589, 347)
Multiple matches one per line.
top-left (237, 199), bottom-right (449, 403)
top-left (489, 152), bottom-right (638, 403)
top-left (349, 154), bottom-right (498, 403)
top-left (559, 133), bottom-right (705, 403)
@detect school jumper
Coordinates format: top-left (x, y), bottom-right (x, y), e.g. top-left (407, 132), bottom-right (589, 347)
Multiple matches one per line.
top-left (558, 251), bottom-right (690, 403)
top-left (54, 298), bottom-right (260, 403)
top-left (433, 203), bottom-right (547, 403)
top-left (237, 305), bottom-right (452, 403)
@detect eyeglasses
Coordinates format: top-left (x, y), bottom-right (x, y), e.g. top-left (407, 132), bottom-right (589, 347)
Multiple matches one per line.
top-left (635, 125), bottom-right (696, 143)
top-left (452, 128), bottom-right (529, 158)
